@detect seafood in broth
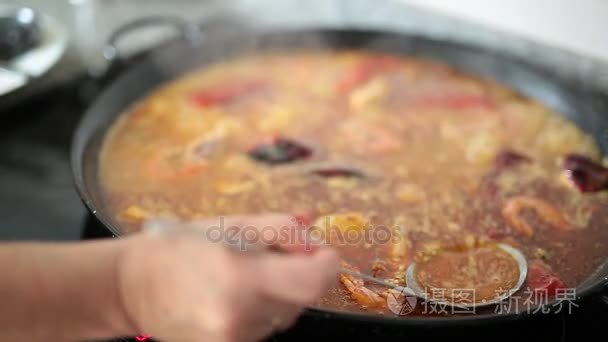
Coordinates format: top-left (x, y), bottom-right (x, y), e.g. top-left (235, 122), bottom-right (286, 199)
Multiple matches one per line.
top-left (98, 50), bottom-right (608, 317)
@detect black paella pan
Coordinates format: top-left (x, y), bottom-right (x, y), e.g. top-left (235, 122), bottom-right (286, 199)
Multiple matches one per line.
top-left (71, 17), bottom-right (608, 341)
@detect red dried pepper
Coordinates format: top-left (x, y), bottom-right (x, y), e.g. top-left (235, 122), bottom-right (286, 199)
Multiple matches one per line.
top-left (191, 80), bottom-right (269, 108)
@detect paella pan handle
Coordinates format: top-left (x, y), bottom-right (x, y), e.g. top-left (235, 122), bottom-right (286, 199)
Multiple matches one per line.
top-left (102, 15), bottom-right (203, 74)
top-left (78, 16), bottom-right (203, 104)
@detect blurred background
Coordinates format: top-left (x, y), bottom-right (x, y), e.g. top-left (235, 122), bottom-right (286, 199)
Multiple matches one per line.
top-left (1, 0), bottom-right (607, 102)
top-left (402, 0), bottom-right (608, 61)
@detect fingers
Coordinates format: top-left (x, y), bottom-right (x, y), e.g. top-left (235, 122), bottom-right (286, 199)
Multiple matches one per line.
top-left (130, 217), bottom-right (337, 342)
top-left (255, 247), bottom-right (340, 306)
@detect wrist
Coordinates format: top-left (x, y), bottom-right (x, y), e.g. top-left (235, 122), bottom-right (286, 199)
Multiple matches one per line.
top-left (113, 234), bottom-right (168, 339)
top-left (108, 236), bottom-right (146, 338)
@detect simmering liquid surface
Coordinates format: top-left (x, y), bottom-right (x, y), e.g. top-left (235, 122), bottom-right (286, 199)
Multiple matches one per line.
top-left (99, 50), bottom-right (608, 317)
top-left (415, 244), bottom-right (521, 303)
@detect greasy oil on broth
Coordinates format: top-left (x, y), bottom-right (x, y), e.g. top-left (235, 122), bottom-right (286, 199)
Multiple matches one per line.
top-left (98, 50), bottom-right (608, 317)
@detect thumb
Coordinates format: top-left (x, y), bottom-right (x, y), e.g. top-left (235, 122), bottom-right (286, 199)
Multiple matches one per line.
top-left (255, 248), bottom-right (340, 306)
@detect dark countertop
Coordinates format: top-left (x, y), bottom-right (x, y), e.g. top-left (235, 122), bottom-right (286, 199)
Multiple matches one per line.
top-left (0, 83), bottom-right (86, 241)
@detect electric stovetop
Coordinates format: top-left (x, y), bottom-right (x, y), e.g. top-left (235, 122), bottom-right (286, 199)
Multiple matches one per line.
top-left (2, 57), bottom-right (608, 342)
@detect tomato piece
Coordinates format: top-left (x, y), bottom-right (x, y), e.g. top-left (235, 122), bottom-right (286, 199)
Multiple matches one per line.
top-left (191, 80), bottom-right (269, 108)
top-left (337, 55), bottom-right (400, 94)
top-left (526, 260), bottom-right (567, 296)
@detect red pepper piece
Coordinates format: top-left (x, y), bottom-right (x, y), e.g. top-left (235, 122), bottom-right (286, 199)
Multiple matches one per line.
top-left (191, 80), bottom-right (269, 108)
top-left (526, 260), bottom-right (567, 297)
top-left (563, 154), bottom-right (608, 193)
top-left (337, 55), bottom-right (400, 94)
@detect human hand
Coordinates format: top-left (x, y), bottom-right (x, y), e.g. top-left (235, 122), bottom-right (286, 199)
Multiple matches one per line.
top-left (116, 214), bottom-right (339, 342)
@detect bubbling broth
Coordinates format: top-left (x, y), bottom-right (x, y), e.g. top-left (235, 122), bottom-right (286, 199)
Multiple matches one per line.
top-left (99, 50), bottom-right (608, 317)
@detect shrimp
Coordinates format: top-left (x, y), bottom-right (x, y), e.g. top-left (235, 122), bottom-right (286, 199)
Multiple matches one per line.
top-left (501, 196), bottom-right (569, 237)
top-left (339, 262), bottom-right (385, 308)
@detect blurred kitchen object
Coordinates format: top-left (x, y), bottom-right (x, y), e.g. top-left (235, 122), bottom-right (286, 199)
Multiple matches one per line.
top-left (69, 0), bottom-right (226, 77)
top-left (0, 67), bottom-right (27, 97)
top-left (0, 7), bottom-right (43, 61)
top-left (1, 0), bottom-right (606, 108)
top-left (0, 4), bottom-right (67, 101)
top-left (399, 0), bottom-right (608, 62)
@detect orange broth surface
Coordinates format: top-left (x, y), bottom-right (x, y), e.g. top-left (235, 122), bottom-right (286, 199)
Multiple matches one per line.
top-left (99, 50), bottom-right (608, 317)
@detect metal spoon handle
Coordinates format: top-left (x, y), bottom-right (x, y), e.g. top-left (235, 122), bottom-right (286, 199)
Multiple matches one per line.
top-left (338, 267), bottom-right (408, 292)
